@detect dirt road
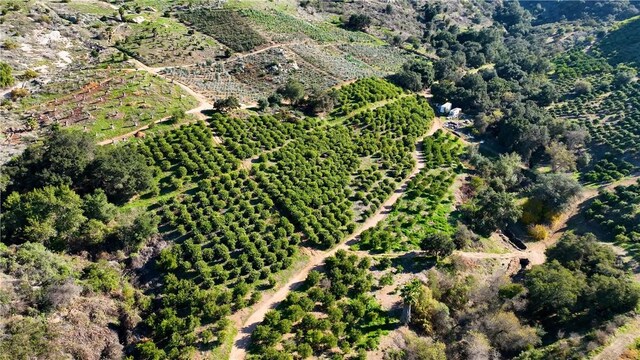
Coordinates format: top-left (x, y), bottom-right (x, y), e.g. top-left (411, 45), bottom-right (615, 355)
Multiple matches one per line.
top-left (592, 316), bottom-right (640, 360)
top-left (97, 59), bottom-right (214, 145)
top-left (228, 119), bottom-right (442, 360)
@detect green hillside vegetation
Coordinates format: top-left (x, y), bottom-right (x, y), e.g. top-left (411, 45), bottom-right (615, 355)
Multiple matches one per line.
top-left (586, 180), bottom-right (640, 245)
top-left (250, 251), bottom-right (391, 359)
top-left (178, 9), bottom-right (267, 52)
top-left (550, 49), bottom-right (640, 181)
top-left (4, 0), bottom-right (640, 359)
top-left (599, 15), bottom-right (640, 68)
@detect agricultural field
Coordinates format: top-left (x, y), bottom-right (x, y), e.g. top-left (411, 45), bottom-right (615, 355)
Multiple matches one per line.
top-left (119, 80), bottom-right (436, 356)
top-left (332, 77), bottom-right (404, 116)
top-left (354, 130), bottom-right (465, 253)
top-left (177, 9), bottom-right (267, 53)
top-left (288, 43), bottom-right (380, 81)
top-left (17, 69), bottom-right (197, 141)
top-left (249, 251), bottom-right (392, 358)
top-left (337, 43), bottom-right (411, 73)
top-left (240, 8), bottom-right (381, 44)
top-left (550, 49), bottom-right (640, 181)
top-left (7, 1), bottom-right (640, 359)
top-left (115, 16), bottom-right (226, 67)
top-left (209, 113), bottom-right (317, 160)
top-left (161, 46), bottom-right (339, 103)
top-left (586, 179), bottom-right (640, 245)
top-left (599, 15), bottom-right (640, 68)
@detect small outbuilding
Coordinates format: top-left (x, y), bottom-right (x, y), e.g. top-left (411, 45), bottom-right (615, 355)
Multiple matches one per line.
top-left (438, 102), bottom-right (452, 115)
top-left (448, 108), bottom-right (462, 119)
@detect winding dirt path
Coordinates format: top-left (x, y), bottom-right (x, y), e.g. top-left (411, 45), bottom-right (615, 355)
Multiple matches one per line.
top-left (228, 119), bottom-right (442, 360)
top-left (454, 174), bottom-right (640, 267)
top-left (97, 59), bottom-right (214, 145)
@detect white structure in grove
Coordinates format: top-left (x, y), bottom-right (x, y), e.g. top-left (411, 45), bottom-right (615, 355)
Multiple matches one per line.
top-left (448, 108), bottom-right (462, 119)
top-left (438, 102), bottom-right (452, 115)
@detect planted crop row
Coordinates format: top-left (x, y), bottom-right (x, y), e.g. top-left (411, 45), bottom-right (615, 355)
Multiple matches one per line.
top-left (209, 113), bottom-right (316, 160)
top-left (332, 77), bottom-right (404, 116)
top-left (178, 9), bottom-right (266, 52)
top-left (586, 179), bottom-right (640, 243)
top-left (249, 250), bottom-right (390, 358)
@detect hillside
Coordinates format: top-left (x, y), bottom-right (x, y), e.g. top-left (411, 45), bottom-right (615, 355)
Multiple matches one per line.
top-left (2, 1), bottom-right (640, 359)
top-left (599, 15), bottom-right (640, 67)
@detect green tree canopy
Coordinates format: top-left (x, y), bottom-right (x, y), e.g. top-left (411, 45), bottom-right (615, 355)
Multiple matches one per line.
top-left (87, 146), bottom-right (153, 203)
top-left (2, 185), bottom-right (86, 248)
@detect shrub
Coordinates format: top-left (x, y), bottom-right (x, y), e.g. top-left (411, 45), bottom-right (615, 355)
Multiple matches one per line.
top-left (528, 224), bottom-right (549, 241)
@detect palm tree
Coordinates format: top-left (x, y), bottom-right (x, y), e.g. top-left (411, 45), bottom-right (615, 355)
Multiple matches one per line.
top-left (400, 279), bottom-right (423, 325)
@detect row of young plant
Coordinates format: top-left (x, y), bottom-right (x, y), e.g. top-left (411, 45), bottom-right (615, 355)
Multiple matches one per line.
top-left (586, 179), bottom-right (640, 243)
top-left (550, 49), bottom-right (639, 181)
top-left (178, 9), bottom-right (266, 52)
top-left (355, 130), bottom-right (464, 253)
top-left (208, 113), bottom-right (317, 160)
top-left (138, 121), bottom-right (239, 181)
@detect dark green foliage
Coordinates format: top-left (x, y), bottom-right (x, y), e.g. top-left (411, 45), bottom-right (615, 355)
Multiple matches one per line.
top-left (82, 189), bottom-right (116, 222)
top-left (526, 233), bottom-right (640, 323)
top-left (586, 180), bottom-right (640, 243)
top-left (112, 211), bottom-right (159, 251)
top-left (526, 260), bottom-right (586, 321)
top-left (462, 187), bottom-right (522, 236)
top-left (601, 16), bottom-right (640, 66)
top-left (250, 251), bottom-right (387, 358)
top-left (523, 1), bottom-right (639, 24)
top-left (4, 129), bottom-right (95, 192)
top-left (420, 232), bottom-right (455, 259)
top-left (546, 233), bottom-right (616, 275)
top-left (213, 96), bottom-right (240, 112)
top-left (87, 146), bottom-right (153, 203)
top-left (4, 128), bottom-right (153, 204)
top-left (344, 14), bottom-right (371, 32)
top-left (2, 185), bottom-right (86, 248)
top-left (529, 173), bottom-right (582, 213)
top-left (493, 1), bottom-right (532, 34)
top-left (390, 70), bottom-right (423, 92)
top-left (178, 9), bottom-right (266, 52)
top-left (278, 78), bottom-right (305, 104)
top-left (403, 59), bottom-right (435, 88)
